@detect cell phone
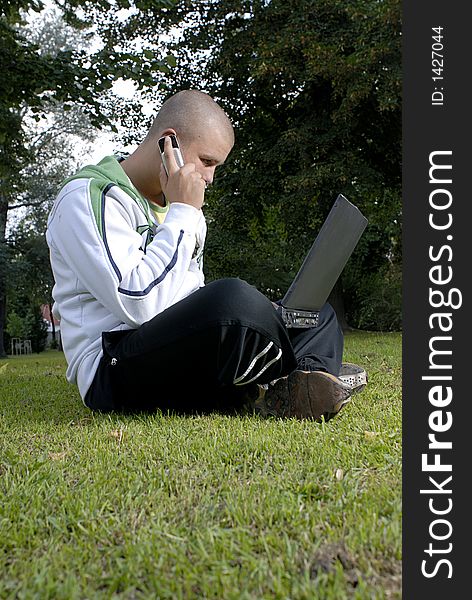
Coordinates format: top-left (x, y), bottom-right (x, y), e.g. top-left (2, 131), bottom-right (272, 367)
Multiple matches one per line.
top-left (158, 134), bottom-right (185, 176)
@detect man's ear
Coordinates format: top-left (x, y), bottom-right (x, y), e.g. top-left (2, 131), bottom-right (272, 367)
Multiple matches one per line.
top-left (159, 128), bottom-right (177, 139)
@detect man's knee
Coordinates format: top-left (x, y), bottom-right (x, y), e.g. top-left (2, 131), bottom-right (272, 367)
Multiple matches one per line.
top-left (204, 278), bottom-right (273, 321)
top-left (207, 277), bottom-right (253, 297)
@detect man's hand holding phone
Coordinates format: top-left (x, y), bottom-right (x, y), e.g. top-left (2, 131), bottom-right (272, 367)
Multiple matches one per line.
top-left (158, 135), bottom-right (205, 210)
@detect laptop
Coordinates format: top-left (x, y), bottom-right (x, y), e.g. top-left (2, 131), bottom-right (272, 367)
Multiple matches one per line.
top-left (279, 194), bottom-right (368, 328)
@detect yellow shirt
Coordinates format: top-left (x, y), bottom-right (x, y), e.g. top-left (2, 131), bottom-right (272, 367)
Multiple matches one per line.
top-left (148, 198), bottom-right (169, 224)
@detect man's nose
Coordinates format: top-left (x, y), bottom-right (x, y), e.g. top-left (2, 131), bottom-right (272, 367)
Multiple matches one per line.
top-left (203, 167), bottom-right (215, 186)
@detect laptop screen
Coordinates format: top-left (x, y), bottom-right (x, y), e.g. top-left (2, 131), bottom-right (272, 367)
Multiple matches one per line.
top-left (281, 195), bottom-right (368, 312)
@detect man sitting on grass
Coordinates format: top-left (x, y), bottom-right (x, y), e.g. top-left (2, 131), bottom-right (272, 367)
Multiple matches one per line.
top-left (46, 89), bottom-right (366, 418)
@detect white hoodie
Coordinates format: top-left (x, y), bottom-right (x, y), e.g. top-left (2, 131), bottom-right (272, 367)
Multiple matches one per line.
top-left (46, 156), bottom-right (206, 401)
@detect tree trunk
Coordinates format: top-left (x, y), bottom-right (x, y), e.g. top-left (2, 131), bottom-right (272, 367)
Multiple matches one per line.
top-left (328, 279), bottom-right (352, 332)
top-left (0, 293), bottom-right (6, 358)
top-left (0, 193), bottom-right (8, 357)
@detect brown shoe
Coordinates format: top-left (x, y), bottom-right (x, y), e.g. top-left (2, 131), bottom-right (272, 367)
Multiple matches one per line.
top-left (256, 370), bottom-right (354, 421)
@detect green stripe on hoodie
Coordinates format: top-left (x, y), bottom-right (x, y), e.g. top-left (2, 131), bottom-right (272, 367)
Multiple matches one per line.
top-left (62, 156), bottom-right (155, 238)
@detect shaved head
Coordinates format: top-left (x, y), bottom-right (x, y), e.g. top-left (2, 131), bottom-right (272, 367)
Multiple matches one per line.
top-left (121, 89), bottom-right (234, 204)
top-left (148, 89), bottom-right (234, 146)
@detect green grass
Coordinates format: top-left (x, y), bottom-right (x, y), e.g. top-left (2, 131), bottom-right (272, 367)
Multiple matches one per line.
top-left (0, 331), bottom-right (401, 599)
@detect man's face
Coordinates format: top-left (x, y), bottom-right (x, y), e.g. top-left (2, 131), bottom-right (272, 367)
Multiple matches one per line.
top-left (180, 125), bottom-right (233, 187)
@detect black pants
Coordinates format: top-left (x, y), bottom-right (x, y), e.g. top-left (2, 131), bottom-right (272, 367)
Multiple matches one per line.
top-left (84, 278), bottom-right (343, 414)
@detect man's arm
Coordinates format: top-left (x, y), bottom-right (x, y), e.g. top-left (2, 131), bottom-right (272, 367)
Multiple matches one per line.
top-left (47, 180), bottom-right (204, 328)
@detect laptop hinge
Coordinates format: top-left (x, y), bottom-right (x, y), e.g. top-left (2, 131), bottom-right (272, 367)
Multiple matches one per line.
top-left (279, 307), bottom-right (320, 328)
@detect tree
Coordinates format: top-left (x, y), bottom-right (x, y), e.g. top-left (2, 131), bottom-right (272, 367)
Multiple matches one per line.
top-left (6, 218), bottom-right (51, 353)
top-left (1, 0), bottom-right (177, 355)
top-left (2, 0), bottom-right (402, 344)
top-left (0, 1), bottom-right (104, 355)
top-left (193, 0), bottom-right (401, 330)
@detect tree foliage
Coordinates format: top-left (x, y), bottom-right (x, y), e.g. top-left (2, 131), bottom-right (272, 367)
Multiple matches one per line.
top-left (0, 2), bottom-right (103, 355)
top-left (1, 0), bottom-right (174, 355)
top-left (1, 0), bottom-right (402, 352)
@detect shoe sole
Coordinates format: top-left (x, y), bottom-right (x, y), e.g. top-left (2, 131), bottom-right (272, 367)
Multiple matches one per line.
top-left (264, 370), bottom-right (353, 420)
top-left (339, 363), bottom-right (368, 394)
top-left (290, 371), bottom-right (352, 420)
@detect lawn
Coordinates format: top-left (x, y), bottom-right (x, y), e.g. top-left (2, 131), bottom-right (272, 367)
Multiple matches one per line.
top-left (0, 331), bottom-right (402, 599)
